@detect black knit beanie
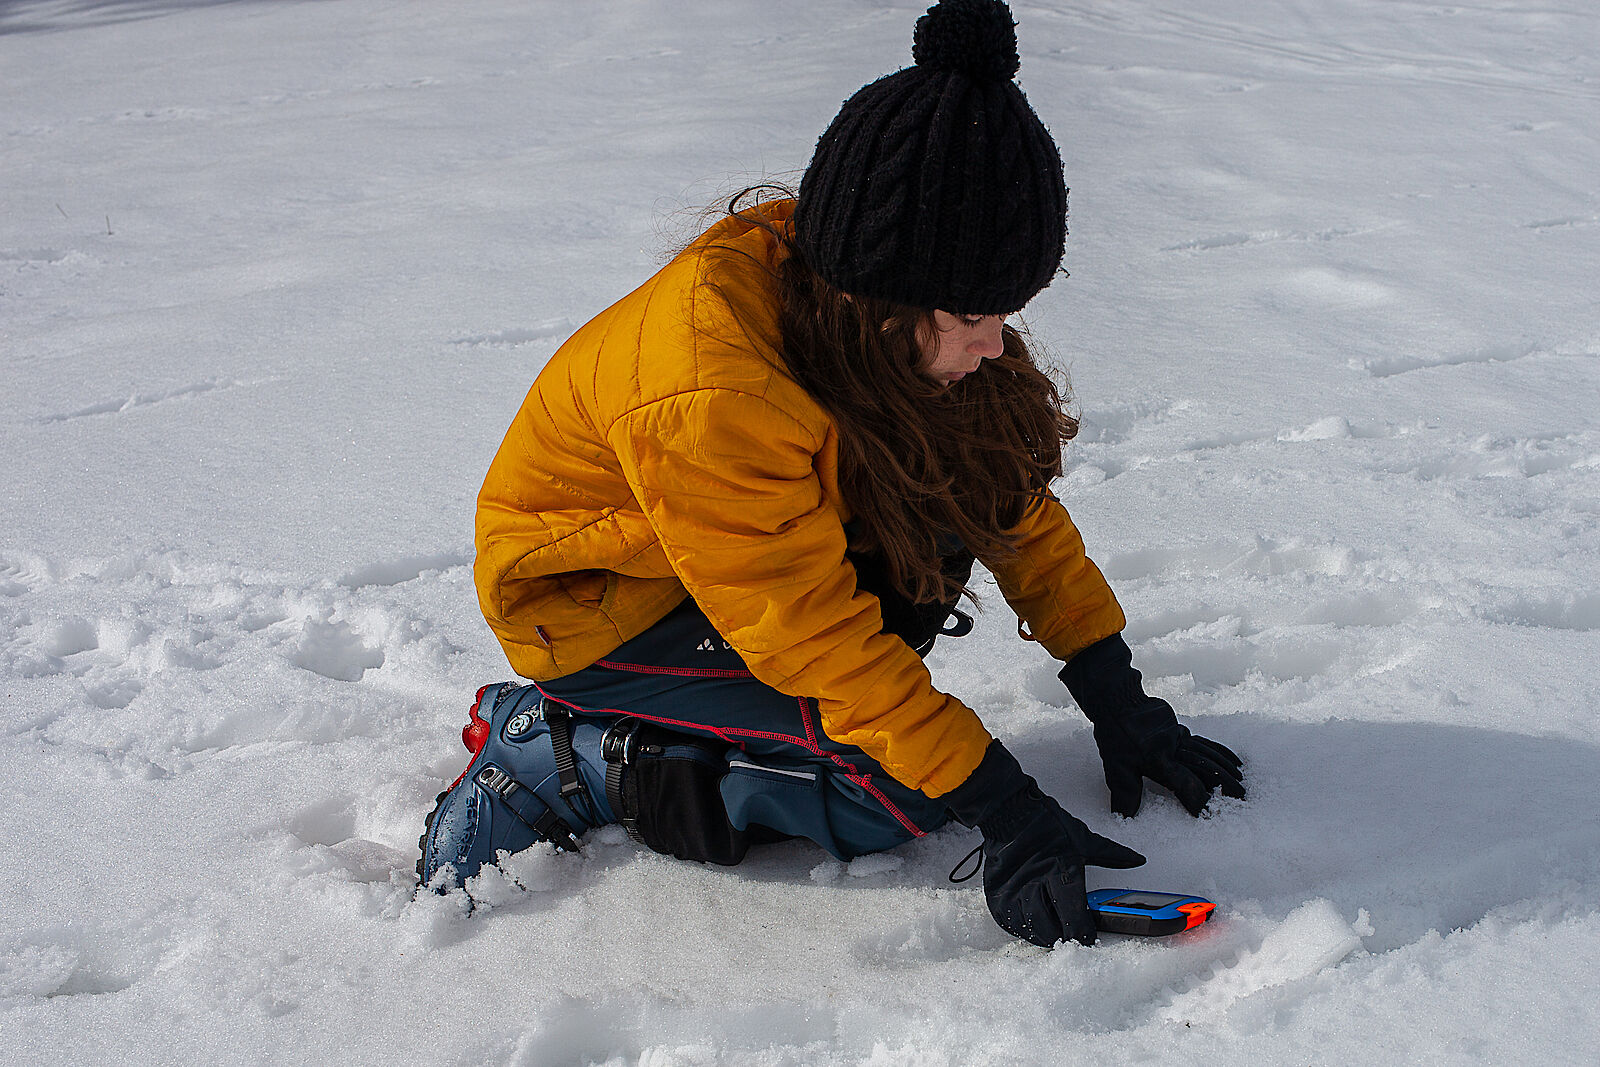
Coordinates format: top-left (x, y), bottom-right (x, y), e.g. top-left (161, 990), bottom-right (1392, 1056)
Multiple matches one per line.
top-left (793, 0), bottom-right (1066, 315)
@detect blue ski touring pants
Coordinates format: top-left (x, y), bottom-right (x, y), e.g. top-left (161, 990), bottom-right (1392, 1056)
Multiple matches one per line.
top-left (537, 597), bottom-right (953, 861)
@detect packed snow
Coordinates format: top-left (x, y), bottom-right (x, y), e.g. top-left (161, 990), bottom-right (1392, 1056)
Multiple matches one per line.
top-left (4, 0), bottom-right (1599, 1063)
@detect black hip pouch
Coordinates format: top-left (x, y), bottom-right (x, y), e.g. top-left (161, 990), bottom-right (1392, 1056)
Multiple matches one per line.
top-left (603, 720), bottom-right (752, 866)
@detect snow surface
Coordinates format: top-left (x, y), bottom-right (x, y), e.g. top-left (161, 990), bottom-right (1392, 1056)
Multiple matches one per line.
top-left (4, 0), bottom-right (1600, 1063)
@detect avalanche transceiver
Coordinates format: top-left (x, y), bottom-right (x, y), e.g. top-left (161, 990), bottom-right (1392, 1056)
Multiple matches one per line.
top-left (1086, 890), bottom-right (1216, 936)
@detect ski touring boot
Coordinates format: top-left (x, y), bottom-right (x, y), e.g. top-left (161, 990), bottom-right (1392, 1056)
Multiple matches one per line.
top-left (417, 682), bottom-right (616, 892)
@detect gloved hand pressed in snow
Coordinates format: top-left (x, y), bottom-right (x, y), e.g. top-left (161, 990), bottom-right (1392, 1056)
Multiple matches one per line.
top-left (1059, 633), bottom-right (1246, 818)
top-left (945, 741), bottom-right (1146, 947)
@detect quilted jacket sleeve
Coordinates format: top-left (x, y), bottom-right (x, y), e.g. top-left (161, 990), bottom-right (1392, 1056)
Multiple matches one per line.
top-left (985, 493), bottom-right (1127, 663)
top-left (607, 387), bottom-right (992, 797)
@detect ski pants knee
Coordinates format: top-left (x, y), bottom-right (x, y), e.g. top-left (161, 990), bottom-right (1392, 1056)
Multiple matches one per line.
top-left (535, 597), bottom-right (952, 862)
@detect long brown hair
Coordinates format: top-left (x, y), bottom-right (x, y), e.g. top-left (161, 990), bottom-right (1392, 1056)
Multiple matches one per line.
top-left (721, 187), bottom-right (1078, 604)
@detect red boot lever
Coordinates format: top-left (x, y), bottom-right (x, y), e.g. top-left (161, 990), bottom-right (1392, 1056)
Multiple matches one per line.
top-left (462, 684), bottom-right (493, 754)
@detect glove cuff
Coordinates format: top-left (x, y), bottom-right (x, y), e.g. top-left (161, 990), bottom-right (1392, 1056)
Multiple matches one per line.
top-left (1057, 632), bottom-right (1149, 722)
top-left (942, 740), bottom-right (1034, 830)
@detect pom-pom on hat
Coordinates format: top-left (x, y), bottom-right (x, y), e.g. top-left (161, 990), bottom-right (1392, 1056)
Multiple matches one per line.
top-left (793, 0), bottom-right (1066, 315)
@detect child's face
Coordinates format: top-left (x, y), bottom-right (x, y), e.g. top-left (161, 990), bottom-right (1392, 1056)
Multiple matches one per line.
top-left (916, 311), bottom-right (1007, 387)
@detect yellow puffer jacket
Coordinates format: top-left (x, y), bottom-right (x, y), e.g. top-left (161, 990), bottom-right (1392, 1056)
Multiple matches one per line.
top-left (475, 201), bottom-right (1126, 797)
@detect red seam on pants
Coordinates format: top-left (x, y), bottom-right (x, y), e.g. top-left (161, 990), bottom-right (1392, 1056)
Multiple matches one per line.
top-left (594, 658), bottom-right (754, 679)
top-left (796, 695), bottom-right (924, 838)
top-left (532, 685), bottom-right (927, 837)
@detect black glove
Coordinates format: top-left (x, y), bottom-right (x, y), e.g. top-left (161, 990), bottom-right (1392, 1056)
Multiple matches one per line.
top-left (1059, 633), bottom-right (1246, 818)
top-left (945, 741), bottom-right (1146, 946)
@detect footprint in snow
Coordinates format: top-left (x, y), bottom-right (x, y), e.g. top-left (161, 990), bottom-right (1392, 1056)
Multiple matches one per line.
top-left (0, 922), bottom-right (169, 1000)
top-left (1361, 342), bottom-right (1539, 379)
top-left (286, 617), bottom-right (384, 682)
top-left (1100, 537), bottom-right (1361, 584)
top-left (449, 319), bottom-right (573, 348)
top-left (37, 378), bottom-right (268, 424)
top-left (0, 551), bottom-right (55, 596)
top-left (284, 793), bottom-right (421, 886)
top-left (1478, 591), bottom-right (1600, 632)
top-left (337, 551), bottom-right (471, 589)
top-left (0, 247), bottom-right (71, 264)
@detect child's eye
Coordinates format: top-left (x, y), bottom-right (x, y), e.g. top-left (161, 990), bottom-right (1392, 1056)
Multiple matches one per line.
top-left (959, 315), bottom-right (985, 326)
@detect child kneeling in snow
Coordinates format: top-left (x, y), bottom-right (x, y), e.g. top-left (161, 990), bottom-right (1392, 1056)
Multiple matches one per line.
top-left (419, 0), bottom-right (1243, 948)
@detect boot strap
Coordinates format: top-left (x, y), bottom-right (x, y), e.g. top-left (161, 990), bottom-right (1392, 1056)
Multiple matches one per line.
top-left (474, 765), bottom-right (580, 853)
top-left (601, 718), bottom-right (646, 844)
top-left (544, 704), bottom-right (586, 805)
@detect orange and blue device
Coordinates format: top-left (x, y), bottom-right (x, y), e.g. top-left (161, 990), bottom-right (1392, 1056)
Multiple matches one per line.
top-left (1087, 890), bottom-right (1216, 936)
